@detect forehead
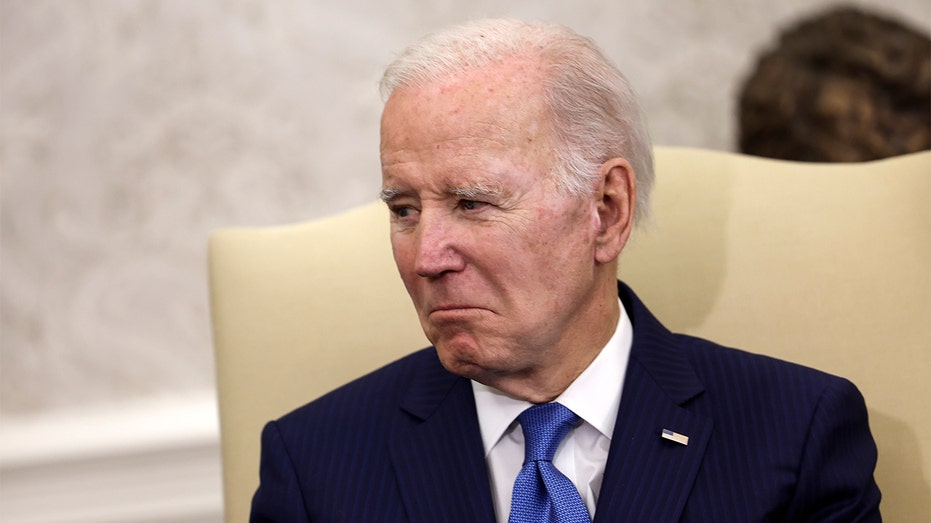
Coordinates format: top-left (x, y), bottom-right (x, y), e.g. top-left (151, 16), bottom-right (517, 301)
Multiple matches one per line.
top-left (382, 55), bottom-right (550, 145)
top-left (380, 56), bottom-right (553, 188)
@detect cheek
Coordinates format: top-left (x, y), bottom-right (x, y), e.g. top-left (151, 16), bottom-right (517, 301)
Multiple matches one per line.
top-left (390, 236), bottom-right (417, 283)
top-left (525, 205), bottom-right (595, 259)
top-left (516, 215), bottom-right (597, 299)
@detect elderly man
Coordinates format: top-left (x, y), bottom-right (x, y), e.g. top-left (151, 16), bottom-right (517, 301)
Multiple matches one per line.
top-left (251, 19), bottom-right (880, 522)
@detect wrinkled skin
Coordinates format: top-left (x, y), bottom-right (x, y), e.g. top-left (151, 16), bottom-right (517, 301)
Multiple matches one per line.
top-left (380, 55), bottom-right (636, 402)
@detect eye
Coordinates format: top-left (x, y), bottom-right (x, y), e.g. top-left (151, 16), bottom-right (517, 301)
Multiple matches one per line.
top-left (459, 199), bottom-right (488, 211)
top-left (388, 204), bottom-right (419, 221)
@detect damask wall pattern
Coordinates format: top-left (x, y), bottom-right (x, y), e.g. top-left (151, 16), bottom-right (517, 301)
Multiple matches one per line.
top-left (2, 0), bottom-right (928, 415)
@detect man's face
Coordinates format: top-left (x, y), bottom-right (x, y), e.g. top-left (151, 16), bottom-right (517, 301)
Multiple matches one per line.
top-left (380, 57), bottom-right (610, 388)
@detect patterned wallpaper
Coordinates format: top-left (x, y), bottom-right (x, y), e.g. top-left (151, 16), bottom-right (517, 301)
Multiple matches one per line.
top-left (2, 0), bottom-right (928, 414)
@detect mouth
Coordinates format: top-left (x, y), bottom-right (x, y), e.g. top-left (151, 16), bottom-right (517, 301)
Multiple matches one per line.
top-left (427, 305), bottom-right (489, 318)
top-left (430, 304), bottom-right (479, 312)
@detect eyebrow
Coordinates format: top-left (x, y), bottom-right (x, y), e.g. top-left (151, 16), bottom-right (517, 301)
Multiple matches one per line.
top-left (379, 182), bottom-right (506, 203)
top-left (379, 187), bottom-right (405, 202)
top-left (450, 181), bottom-right (504, 200)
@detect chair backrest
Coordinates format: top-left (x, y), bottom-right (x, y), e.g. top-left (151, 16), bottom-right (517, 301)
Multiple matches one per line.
top-left (209, 146), bottom-right (930, 522)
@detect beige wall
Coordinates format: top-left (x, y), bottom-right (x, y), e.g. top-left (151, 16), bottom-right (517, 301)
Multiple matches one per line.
top-left (2, 0), bottom-right (929, 415)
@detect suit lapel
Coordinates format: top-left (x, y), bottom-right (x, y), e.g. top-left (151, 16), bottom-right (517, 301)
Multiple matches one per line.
top-left (593, 283), bottom-right (714, 522)
top-left (386, 284), bottom-right (711, 522)
top-left (388, 350), bottom-right (496, 523)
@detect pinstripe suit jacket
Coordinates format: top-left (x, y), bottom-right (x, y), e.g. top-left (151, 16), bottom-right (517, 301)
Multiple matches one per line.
top-left (251, 282), bottom-right (881, 522)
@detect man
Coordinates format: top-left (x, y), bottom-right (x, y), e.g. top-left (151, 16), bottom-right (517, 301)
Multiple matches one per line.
top-left (251, 19), bottom-right (881, 522)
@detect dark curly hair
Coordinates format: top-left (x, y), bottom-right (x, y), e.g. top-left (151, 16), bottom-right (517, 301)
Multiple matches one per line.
top-left (738, 6), bottom-right (930, 162)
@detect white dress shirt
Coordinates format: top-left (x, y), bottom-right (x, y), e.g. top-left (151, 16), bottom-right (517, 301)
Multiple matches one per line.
top-left (471, 300), bottom-right (633, 522)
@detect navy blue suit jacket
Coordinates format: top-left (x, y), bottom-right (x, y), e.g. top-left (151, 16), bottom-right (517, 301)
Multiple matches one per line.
top-left (251, 282), bottom-right (881, 522)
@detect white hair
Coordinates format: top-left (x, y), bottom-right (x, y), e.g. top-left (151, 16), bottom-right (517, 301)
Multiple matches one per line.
top-left (380, 18), bottom-right (654, 225)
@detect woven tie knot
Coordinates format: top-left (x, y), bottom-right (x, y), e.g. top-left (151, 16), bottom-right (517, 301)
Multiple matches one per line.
top-left (508, 402), bottom-right (590, 523)
top-left (518, 402), bottom-right (581, 464)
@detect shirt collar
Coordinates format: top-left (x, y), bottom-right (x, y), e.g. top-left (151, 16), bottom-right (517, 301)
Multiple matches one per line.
top-left (471, 298), bottom-right (633, 455)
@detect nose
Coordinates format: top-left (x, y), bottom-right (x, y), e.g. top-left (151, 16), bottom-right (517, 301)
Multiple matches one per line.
top-left (413, 212), bottom-right (465, 278)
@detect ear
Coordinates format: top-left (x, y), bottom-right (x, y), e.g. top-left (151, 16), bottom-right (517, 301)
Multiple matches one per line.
top-left (593, 157), bottom-right (636, 264)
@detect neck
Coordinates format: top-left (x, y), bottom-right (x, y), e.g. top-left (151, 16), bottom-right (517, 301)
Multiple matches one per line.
top-left (481, 278), bottom-right (620, 404)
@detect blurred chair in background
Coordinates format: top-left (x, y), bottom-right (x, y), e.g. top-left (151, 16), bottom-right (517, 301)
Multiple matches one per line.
top-left (210, 146), bottom-right (930, 523)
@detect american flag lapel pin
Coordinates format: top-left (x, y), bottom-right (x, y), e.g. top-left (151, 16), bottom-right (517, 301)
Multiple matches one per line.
top-left (661, 428), bottom-right (689, 446)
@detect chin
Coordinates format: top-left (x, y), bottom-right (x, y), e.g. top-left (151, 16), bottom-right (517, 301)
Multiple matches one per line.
top-left (435, 343), bottom-right (481, 378)
top-left (434, 338), bottom-right (496, 380)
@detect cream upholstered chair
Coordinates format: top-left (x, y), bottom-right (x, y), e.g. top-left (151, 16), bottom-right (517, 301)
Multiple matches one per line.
top-left (209, 147), bottom-right (930, 522)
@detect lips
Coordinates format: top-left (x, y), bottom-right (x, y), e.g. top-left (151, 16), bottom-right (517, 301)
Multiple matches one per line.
top-left (431, 304), bottom-right (476, 312)
top-left (426, 304), bottom-right (489, 318)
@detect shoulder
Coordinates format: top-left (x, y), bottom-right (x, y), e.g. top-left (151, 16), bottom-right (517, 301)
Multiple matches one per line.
top-left (671, 333), bottom-right (872, 457)
top-left (620, 280), bottom-right (855, 404)
top-left (674, 336), bottom-right (879, 515)
top-left (273, 346), bottom-right (441, 435)
top-left (677, 333), bottom-right (853, 400)
top-left (252, 348), bottom-right (446, 520)
top-left (257, 347), bottom-right (446, 488)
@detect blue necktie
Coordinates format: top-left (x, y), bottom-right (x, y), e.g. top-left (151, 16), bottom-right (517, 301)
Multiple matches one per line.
top-left (508, 402), bottom-right (592, 523)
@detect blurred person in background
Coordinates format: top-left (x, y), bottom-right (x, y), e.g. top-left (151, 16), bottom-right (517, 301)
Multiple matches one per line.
top-left (739, 6), bottom-right (930, 162)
